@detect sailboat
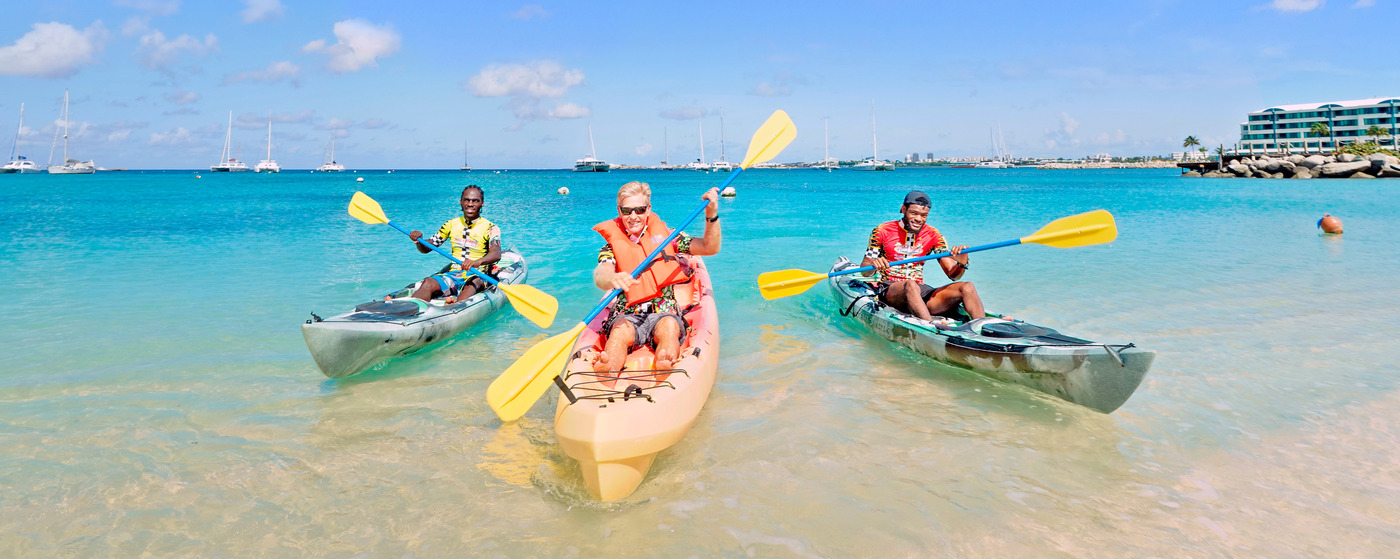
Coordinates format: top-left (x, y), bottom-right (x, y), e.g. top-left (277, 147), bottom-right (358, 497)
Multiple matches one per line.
top-left (659, 126), bottom-right (675, 170)
top-left (852, 100), bottom-right (894, 171)
top-left (210, 111), bottom-right (250, 172)
top-left (459, 140), bottom-right (472, 171)
top-left (686, 118), bottom-right (710, 171)
top-left (47, 90), bottom-right (96, 174)
top-left (815, 117), bottom-right (838, 171)
top-left (1, 103), bottom-right (40, 173)
top-left (974, 123), bottom-right (1010, 169)
top-left (254, 112), bottom-right (280, 173)
top-left (710, 109), bottom-right (733, 172)
top-left (316, 131), bottom-right (345, 172)
top-left (572, 123), bottom-right (610, 172)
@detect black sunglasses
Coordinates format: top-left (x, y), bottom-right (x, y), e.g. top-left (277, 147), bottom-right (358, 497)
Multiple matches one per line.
top-left (618, 205), bottom-right (650, 216)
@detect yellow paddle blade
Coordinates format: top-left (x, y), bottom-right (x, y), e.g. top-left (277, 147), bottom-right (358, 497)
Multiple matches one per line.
top-left (1020, 209), bottom-right (1117, 248)
top-left (740, 110), bottom-right (797, 169)
top-left (499, 284), bottom-right (558, 329)
top-left (348, 191), bottom-right (389, 224)
top-left (756, 268), bottom-right (829, 300)
top-left (486, 322), bottom-right (586, 422)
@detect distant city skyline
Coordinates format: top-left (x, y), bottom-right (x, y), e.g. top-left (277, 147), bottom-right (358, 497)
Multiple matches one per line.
top-left (1, 0), bottom-right (1395, 169)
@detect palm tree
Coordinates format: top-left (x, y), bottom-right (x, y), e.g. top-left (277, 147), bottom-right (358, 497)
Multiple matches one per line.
top-left (1309, 122), bottom-right (1330, 154)
top-left (1182, 136), bottom-right (1200, 160)
top-left (1366, 125), bottom-right (1388, 146)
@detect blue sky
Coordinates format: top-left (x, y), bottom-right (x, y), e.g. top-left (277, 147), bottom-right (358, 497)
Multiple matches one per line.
top-left (1, 0), bottom-right (1395, 169)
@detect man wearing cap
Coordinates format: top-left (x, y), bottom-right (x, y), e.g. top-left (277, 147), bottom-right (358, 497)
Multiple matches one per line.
top-left (861, 190), bottom-right (988, 321)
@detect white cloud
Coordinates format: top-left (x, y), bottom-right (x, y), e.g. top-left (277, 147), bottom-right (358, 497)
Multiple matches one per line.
top-left (635, 143), bottom-right (653, 156)
top-left (234, 109), bottom-right (315, 129)
top-left (1352, 0), bottom-right (1374, 6)
top-left (322, 117), bottom-right (355, 131)
top-left (0, 21), bottom-right (108, 78)
top-left (164, 90), bottom-right (199, 105)
top-left (362, 119), bottom-right (390, 129)
top-left (660, 107), bottom-right (708, 120)
top-left (1268, 0), bottom-right (1324, 11)
top-left (749, 82), bottom-right (791, 96)
top-left (508, 100), bottom-right (591, 120)
top-left (467, 61), bottom-right (585, 98)
top-left (135, 30), bottom-right (218, 71)
top-left (1060, 112), bottom-right (1080, 135)
top-left (223, 61), bottom-right (301, 86)
top-left (149, 127), bottom-right (195, 146)
top-left (509, 4), bottom-right (550, 19)
top-left (115, 0), bottom-right (181, 16)
top-left (241, 0), bottom-right (285, 23)
top-left (302, 19), bottom-right (401, 73)
top-left (122, 17), bottom-right (150, 37)
top-left (1093, 129), bottom-right (1128, 145)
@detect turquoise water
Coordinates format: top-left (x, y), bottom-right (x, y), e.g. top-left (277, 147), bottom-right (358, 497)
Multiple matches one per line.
top-left (3, 168), bottom-right (1399, 556)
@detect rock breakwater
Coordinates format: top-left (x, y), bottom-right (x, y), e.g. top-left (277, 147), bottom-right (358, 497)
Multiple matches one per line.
top-left (1183, 152), bottom-right (1400, 179)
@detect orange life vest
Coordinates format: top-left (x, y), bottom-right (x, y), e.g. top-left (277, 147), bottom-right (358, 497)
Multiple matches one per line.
top-left (594, 214), bottom-right (692, 306)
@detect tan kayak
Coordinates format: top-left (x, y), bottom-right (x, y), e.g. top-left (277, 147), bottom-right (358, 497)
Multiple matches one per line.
top-left (553, 256), bottom-right (719, 501)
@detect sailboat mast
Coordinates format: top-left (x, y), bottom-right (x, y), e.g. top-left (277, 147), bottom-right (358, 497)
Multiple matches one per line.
top-left (663, 126), bottom-right (668, 165)
top-left (824, 118), bottom-right (830, 165)
top-left (8, 103), bottom-right (21, 162)
top-left (223, 111), bottom-right (232, 163)
top-left (266, 112), bottom-right (273, 160)
top-left (871, 100), bottom-right (878, 161)
top-left (698, 118), bottom-right (705, 163)
top-left (718, 109), bottom-right (725, 162)
top-left (62, 90), bottom-right (71, 162)
top-left (588, 123), bottom-right (597, 159)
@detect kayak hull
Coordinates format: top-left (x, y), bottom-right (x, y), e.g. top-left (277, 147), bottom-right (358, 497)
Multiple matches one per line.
top-left (554, 256), bottom-right (719, 501)
top-left (828, 257), bottom-right (1152, 413)
top-left (301, 250), bottom-right (528, 379)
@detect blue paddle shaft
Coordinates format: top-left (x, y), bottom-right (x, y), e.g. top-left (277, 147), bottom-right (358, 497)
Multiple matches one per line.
top-left (831, 238), bottom-right (1024, 278)
top-left (581, 170), bottom-right (737, 325)
top-left (385, 220), bottom-right (500, 286)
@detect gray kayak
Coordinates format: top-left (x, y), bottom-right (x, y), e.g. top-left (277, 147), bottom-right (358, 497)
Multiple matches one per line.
top-left (828, 256), bottom-right (1153, 413)
top-left (302, 250), bottom-right (528, 379)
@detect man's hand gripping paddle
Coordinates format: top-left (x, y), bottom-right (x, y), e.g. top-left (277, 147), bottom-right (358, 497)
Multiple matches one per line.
top-left (486, 110), bottom-right (798, 422)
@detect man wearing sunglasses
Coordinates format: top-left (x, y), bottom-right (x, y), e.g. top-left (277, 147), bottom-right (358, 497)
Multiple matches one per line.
top-left (397, 185), bottom-right (502, 304)
top-left (587, 181), bottom-right (721, 372)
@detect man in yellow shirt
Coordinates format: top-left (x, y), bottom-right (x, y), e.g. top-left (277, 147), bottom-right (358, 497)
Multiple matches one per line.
top-left (402, 185), bottom-right (502, 303)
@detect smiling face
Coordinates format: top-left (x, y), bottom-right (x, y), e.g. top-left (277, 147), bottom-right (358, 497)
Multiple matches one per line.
top-left (618, 193), bottom-right (651, 236)
top-left (901, 203), bottom-right (930, 232)
top-left (459, 186), bottom-right (483, 221)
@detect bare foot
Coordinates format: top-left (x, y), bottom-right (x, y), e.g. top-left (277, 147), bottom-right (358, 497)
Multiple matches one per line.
top-left (654, 358), bottom-right (674, 371)
top-left (383, 295), bottom-right (393, 302)
top-left (580, 348), bottom-right (612, 372)
top-left (444, 295), bottom-right (459, 304)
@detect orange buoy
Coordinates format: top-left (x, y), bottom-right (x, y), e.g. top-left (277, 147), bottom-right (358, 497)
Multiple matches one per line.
top-left (1318, 214), bottom-right (1343, 234)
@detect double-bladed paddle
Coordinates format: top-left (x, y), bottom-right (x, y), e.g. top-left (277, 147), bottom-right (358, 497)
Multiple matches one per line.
top-left (486, 109), bottom-right (798, 422)
top-left (756, 209), bottom-right (1118, 300)
top-left (348, 191), bottom-right (559, 328)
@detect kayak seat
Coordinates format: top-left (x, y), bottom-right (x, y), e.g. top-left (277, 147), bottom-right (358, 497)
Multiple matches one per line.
top-left (980, 321), bottom-right (1093, 345)
top-left (353, 299), bottom-right (424, 317)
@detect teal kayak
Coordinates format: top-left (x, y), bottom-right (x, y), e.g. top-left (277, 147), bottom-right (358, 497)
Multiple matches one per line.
top-left (828, 256), bottom-right (1153, 413)
top-left (301, 249), bottom-right (528, 378)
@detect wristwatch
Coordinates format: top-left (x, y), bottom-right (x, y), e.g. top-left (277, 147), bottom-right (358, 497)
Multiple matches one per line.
top-left (706, 214), bottom-right (720, 223)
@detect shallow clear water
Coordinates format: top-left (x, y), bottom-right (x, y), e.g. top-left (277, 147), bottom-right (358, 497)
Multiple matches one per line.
top-left (2, 168), bottom-right (1398, 557)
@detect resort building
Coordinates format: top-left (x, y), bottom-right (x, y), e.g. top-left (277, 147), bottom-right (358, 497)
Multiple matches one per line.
top-left (1240, 97), bottom-right (1400, 153)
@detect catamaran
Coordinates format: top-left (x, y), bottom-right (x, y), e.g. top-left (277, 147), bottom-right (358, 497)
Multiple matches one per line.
top-left (973, 123), bottom-right (1010, 169)
top-left (1, 103), bottom-right (40, 173)
top-left (814, 117), bottom-right (838, 171)
top-left (710, 109), bottom-right (733, 172)
top-left (210, 111), bottom-right (250, 172)
top-left (686, 118), bottom-right (710, 171)
top-left (316, 131), bottom-right (345, 172)
top-left (47, 90), bottom-right (96, 174)
top-left (253, 112), bottom-right (280, 173)
top-left (572, 123), bottom-right (610, 172)
top-left (852, 101), bottom-right (893, 171)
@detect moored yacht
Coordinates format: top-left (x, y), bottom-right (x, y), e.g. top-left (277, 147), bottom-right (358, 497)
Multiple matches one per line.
top-left (211, 111), bottom-right (250, 172)
top-left (253, 112), bottom-right (280, 173)
top-left (814, 118), bottom-right (838, 171)
top-left (572, 123), bottom-right (610, 172)
top-left (710, 109), bottom-right (733, 172)
top-left (459, 140), bottom-right (472, 171)
top-left (688, 118), bottom-right (710, 171)
top-left (316, 132), bottom-right (345, 172)
top-left (852, 101), bottom-right (893, 171)
top-left (1, 103), bottom-right (41, 173)
top-left (47, 90), bottom-right (96, 174)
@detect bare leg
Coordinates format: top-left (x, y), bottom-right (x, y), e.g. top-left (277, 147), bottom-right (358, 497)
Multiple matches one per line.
top-left (445, 277), bottom-right (482, 304)
top-left (652, 316), bottom-right (683, 370)
top-left (925, 281), bottom-right (985, 319)
top-left (395, 278), bottom-right (443, 302)
top-left (883, 279), bottom-right (933, 320)
top-left (595, 320), bottom-right (636, 372)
